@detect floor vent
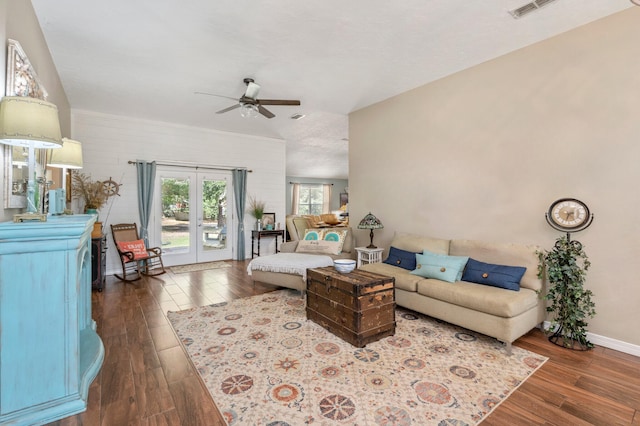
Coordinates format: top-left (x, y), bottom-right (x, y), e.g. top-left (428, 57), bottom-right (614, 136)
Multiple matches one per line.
top-left (510, 0), bottom-right (559, 18)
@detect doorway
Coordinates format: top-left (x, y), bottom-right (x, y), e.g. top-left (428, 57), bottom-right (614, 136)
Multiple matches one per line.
top-left (156, 169), bottom-right (233, 266)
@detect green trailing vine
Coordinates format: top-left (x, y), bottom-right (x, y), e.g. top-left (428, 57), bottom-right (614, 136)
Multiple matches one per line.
top-left (537, 235), bottom-right (596, 350)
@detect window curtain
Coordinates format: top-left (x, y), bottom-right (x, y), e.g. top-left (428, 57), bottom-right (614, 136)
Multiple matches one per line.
top-left (135, 160), bottom-right (156, 247)
top-left (232, 169), bottom-right (247, 260)
top-left (291, 183), bottom-right (300, 215)
top-left (322, 184), bottom-right (332, 214)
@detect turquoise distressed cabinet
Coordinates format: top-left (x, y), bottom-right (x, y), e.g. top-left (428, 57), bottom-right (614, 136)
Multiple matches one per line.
top-left (0, 215), bottom-right (104, 425)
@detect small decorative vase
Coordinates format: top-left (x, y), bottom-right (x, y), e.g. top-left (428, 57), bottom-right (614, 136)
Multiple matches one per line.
top-left (85, 208), bottom-right (98, 215)
top-left (256, 219), bottom-right (262, 231)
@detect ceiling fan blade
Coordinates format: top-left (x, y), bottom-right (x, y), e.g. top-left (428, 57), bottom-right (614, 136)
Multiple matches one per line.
top-left (216, 104), bottom-right (241, 114)
top-left (258, 105), bottom-right (275, 119)
top-left (194, 91), bottom-right (238, 101)
top-left (244, 82), bottom-right (261, 99)
top-left (257, 99), bottom-right (301, 106)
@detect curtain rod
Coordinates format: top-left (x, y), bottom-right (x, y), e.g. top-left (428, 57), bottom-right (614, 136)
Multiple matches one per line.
top-left (289, 182), bottom-right (333, 185)
top-left (128, 160), bottom-right (252, 172)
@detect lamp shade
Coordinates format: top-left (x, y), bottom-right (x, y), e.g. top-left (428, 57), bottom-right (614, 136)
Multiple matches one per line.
top-left (357, 212), bottom-right (384, 230)
top-left (0, 96), bottom-right (62, 148)
top-left (48, 138), bottom-right (83, 169)
top-left (358, 212), bottom-right (383, 248)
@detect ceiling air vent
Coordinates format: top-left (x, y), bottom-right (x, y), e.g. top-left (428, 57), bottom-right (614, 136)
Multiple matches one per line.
top-left (509, 0), bottom-right (559, 19)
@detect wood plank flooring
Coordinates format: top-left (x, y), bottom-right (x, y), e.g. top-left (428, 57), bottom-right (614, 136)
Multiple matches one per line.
top-left (48, 260), bottom-right (639, 425)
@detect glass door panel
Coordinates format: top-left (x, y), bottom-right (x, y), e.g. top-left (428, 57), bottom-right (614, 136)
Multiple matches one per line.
top-left (161, 176), bottom-right (191, 257)
top-left (197, 173), bottom-right (232, 261)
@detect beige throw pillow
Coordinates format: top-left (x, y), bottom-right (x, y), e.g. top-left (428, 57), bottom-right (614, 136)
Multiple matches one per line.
top-left (296, 239), bottom-right (342, 255)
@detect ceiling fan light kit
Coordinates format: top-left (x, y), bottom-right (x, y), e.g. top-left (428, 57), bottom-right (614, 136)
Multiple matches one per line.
top-left (240, 103), bottom-right (259, 118)
top-left (197, 77), bottom-right (301, 119)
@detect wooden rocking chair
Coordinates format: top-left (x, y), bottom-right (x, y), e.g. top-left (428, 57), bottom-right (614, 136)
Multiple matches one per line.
top-left (111, 223), bottom-right (166, 282)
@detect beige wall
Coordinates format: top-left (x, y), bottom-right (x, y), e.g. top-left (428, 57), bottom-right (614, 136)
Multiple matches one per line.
top-left (1, 0), bottom-right (70, 222)
top-left (350, 8), bottom-right (640, 349)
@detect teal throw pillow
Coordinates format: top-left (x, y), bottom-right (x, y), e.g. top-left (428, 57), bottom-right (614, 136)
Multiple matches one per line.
top-left (411, 251), bottom-right (469, 283)
top-left (461, 258), bottom-right (526, 291)
top-left (303, 230), bottom-right (323, 240)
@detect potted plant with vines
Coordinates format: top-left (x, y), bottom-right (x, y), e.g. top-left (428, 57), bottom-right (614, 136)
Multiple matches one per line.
top-left (248, 195), bottom-right (265, 231)
top-left (537, 235), bottom-right (596, 350)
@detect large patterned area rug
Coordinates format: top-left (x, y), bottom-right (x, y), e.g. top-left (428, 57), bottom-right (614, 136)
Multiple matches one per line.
top-left (170, 261), bottom-right (231, 274)
top-left (167, 290), bottom-right (547, 425)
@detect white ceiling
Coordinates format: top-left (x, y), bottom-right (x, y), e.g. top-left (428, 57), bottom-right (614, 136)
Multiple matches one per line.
top-left (31, 0), bottom-right (632, 180)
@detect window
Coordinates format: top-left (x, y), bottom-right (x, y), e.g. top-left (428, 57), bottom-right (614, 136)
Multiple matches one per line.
top-left (291, 183), bottom-right (332, 215)
top-left (297, 184), bottom-right (323, 215)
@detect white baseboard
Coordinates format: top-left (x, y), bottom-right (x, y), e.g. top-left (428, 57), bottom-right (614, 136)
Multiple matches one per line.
top-left (587, 332), bottom-right (640, 357)
top-left (537, 324), bottom-right (640, 357)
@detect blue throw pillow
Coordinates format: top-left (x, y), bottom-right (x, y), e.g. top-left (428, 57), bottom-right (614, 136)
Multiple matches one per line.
top-left (461, 258), bottom-right (526, 291)
top-left (383, 246), bottom-right (420, 271)
top-left (411, 251), bottom-right (469, 283)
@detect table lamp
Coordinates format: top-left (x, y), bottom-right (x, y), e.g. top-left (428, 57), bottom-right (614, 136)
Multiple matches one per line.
top-left (47, 138), bottom-right (83, 214)
top-left (47, 137), bottom-right (83, 169)
top-left (0, 96), bottom-right (63, 221)
top-left (358, 212), bottom-right (384, 248)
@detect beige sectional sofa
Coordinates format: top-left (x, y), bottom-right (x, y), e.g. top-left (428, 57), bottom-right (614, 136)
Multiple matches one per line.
top-left (360, 232), bottom-right (546, 354)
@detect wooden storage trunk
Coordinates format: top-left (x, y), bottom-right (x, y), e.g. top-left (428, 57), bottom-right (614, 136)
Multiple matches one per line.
top-left (306, 267), bottom-right (395, 347)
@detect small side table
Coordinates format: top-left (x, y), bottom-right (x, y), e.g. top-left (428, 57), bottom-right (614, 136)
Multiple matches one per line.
top-left (251, 229), bottom-right (285, 258)
top-left (355, 247), bottom-right (385, 268)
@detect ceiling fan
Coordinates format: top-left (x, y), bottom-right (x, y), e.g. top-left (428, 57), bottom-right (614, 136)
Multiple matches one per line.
top-left (195, 78), bottom-right (301, 119)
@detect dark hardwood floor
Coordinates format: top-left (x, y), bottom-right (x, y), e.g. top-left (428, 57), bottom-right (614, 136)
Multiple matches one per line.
top-left (49, 260), bottom-right (639, 426)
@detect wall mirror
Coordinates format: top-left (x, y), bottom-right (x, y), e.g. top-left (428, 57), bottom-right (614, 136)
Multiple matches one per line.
top-left (3, 39), bottom-right (48, 209)
top-left (3, 145), bottom-right (28, 208)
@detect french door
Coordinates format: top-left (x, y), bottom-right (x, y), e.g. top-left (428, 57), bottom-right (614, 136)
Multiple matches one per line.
top-left (156, 169), bottom-right (233, 266)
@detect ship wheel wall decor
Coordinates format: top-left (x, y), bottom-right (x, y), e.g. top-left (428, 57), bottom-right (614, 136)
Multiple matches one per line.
top-left (102, 177), bottom-right (122, 198)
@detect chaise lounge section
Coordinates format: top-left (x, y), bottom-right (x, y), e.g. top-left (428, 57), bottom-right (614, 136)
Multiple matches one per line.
top-left (248, 227), bottom-right (356, 292)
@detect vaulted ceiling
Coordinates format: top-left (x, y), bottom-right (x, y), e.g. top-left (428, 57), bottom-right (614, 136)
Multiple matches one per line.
top-left (31, 0), bottom-right (632, 179)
